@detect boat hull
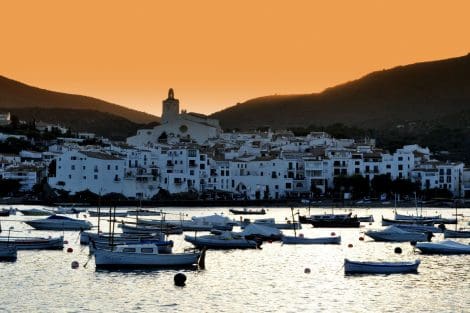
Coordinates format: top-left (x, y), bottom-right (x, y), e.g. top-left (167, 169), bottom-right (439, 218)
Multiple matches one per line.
top-left (229, 209), bottom-right (266, 215)
top-left (94, 249), bottom-right (200, 268)
top-left (184, 235), bottom-right (258, 249)
top-left (416, 240), bottom-right (470, 254)
top-left (365, 231), bottom-right (427, 242)
top-left (0, 236), bottom-right (64, 250)
top-left (443, 230), bottom-right (470, 238)
top-left (25, 220), bottom-right (92, 230)
top-left (344, 259), bottom-right (420, 274)
top-left (282, 235), bottom-right (341, 245)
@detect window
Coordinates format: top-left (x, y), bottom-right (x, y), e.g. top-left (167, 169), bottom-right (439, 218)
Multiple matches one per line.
top-left (446, 176), bottom-right (451, 183)
top-left (115, 165), bottom-right (118, 170)
top-left (107, 165), bottom-right (111, 170)
top-left (446, 169), bottom-right (451, 175)
top-left (141, 248), bottom-right (154, 253)
top-left (68, 175), bottom-right (72, 179)
top-left (83, 176), bottom-right (86, 179)
top-left (286, 183), bottom-right (292, 189)
top-left (398, 157), bottom-right (403, 161)
top-left (190, 170), bottom-right (194, 176)
top-left (82, 166), bottom-right (86, 170)
top-left (71, 165), bottom-right (75, 170)
top-left (71, 156), bottom-right (77, 160)
top-left (398, 165), bottom-right (403, 171)
top-left (122, 248), bottom-right (136, 253)
top-left (94, 175), bottom-right (98, 180)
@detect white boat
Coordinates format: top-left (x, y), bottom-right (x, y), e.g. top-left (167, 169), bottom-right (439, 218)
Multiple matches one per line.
top-left (53, 206), bottom-right (83, 214)
top-left (184, 232), bottom-right (259, 249)
top-left (395, 224), bottom-right (443, 234)
top-left (25, 215), bottom-right (92, 230)
top-left (166, 214), bottom-right (236, 231)
top-left (0, 245), bottom-right (17, 261)
top-left (416, 240), bottom-right (470, 254)
top-left (282, 234), bottom-right (341, 245)
top-left (344, 259), bottom-right (420, 274)
top-left (365, 226), bottom-right (429, 242)
top-left (443, 229), bottom-right (470, 238)
top-left (394, 213), bottom-right (457, 224)
top-left (239, 224), bottom-right (283, 241)
top-left (0, 236), bottom-right (64, 250)
top-left (19, 208), bottom-right (52, 216)
top-left (94, 243), bottom-right (201, 269)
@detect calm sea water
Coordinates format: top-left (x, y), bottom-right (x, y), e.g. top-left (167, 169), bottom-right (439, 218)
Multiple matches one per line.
top-left (0, 205), bottom-right (469, 313)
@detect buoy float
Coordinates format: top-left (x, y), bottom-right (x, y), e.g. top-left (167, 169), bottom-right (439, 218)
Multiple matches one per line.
top-left (64, 240), bottom-right (69, 244)
top-left (304, 268), bottom-right (311, 274)
top-left (394, 247), bottom-right (402, 254)
top-left (71, 261), bottom-right (79, 269)
top-left (330, 232), bottom-right (336, 236)
top-left (67, 247), bottom-right (73, 253)
top-left (348, 244), bottom-right (353, 248)
top-left (174, 273), bottom-right (187, 286)
top-left (359, 236), bottom-right (364, 241)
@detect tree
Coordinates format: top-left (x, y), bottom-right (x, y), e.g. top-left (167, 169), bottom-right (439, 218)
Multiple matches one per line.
top-left (391, 179), bottom-right (419, 196)
top-left (0, 179), bottom-right (21, 196)
top-left (371, 174), bottom-right (392, 195)
top-left (10, 115), bottom-right (19, 129)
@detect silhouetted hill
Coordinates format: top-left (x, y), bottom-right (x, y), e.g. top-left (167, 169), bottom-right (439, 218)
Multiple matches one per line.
top-left (211, 54), bottom-right (470, 130)
top-left (0, 76), bottom-right (159, 124)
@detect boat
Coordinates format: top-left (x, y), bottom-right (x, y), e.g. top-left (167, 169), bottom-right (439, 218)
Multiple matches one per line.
top-left (88, 210), bottom-right (128, 217)
top-left (162, 214), bottom-right (236, 232)
top-left (239, 224), bottom-right (283, 241)
top-left (357, 215), bottom-right (374, 223)
top-left (127, 209), bottom-right (161, 216)
top-left (0, 245), bottom-right (17, 261)
top-left (309, 213), bottom-right (360, 228)
top-left (241, 218), bottom-right (301, 230)
top-left (94, 243), bottom-right (202, 269)
top-left (0, 209), bottom-right (10, 217)
top-left (344, 259), bottom-right (420, 274)
top-left (80, 230), bottom-right (163, 245)
top-left (416, 240), bottom-right (470, 254)
top-left (53, 206), bottom-right (84, 214)
top-left (119, 223), bottom-right (183, 235)
top-left (394, 213), bottom-right (457, 224)
top-left (382, 216), bottom-right (435, 226)
top-left (19, 208), bottom-right (52, 216)
top-left (394, 224), bottom-right (444, 234)
top-left (281, 234), bottom-right (341, 245)
top-left (184, 232), bottom-right (260, 249)
top-left (299, 213), bottom-right (350, 224)
top-left (365, 226), bottom-right (430, 242)
top-left (229, 208), bottom-right (266, 215)
top-left (0, 235), bottom-right (64, 249)
top-left (443, 229), bottom-right (470, 238)
top-left (89, 238), bottom-right (173, 254)
top-left (24, 215), bottom-right (92, 230)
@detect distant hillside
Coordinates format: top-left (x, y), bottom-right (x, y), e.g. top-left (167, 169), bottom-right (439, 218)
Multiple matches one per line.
top-left (211, 54), bottom-right (470, 130)
top-left (0, 107), bottom-right (148, 140)
top-left (0, 75), bottom-right (159, 124)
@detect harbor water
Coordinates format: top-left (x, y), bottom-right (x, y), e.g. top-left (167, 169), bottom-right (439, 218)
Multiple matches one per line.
top-left (0, 205), bottom-right (469, 313)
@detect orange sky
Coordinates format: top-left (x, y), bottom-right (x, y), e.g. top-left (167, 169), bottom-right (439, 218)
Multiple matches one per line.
top-left (1, 1), bottom-right (469, 117)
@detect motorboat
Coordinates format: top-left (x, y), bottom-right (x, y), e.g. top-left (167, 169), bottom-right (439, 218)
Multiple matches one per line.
top-left (0, 235), bottom-right (64, 250)
top-left (281, 234), bottom-right (341, 245)
top-left (416, 240), bottom-right (470, 254)
top-left (299, 213), bottom-right (350, 224)
top-left (241, 218), bottom-right (301, 230)
top-left (127, 209), bottom-right (161, 216)
top-left (53, 206), bottom-right (84, 214)
top-left (344, 259), bottom-right (420, 274)
top-left (19, 208), bottom-right (52, 216)
top-left (24, 215), bottom-right (92, 230)
top-left (94, 243), bottom-right (202, 269)
top-left (365, 226), bottom-right (430, 242)
top-left (184, 232), bottom-right (260, 249)
top-left (443, 229), bottom-right (470, 238)
top-left (229, 208), bottom-right (266, 215)
top-left (89, 238), bottom-right (173, 254)
top-left (394, 224), bottom-right (444, 234)
top-left (0, 245), bottom-right (17, 261)
top-left (119, 223), bottom-right (183, 235)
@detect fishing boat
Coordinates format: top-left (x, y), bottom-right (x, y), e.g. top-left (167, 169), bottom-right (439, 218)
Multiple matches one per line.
top-left (241, 218), bottom-right (301, 230)
top-left (89, 238), bottom-right (173, 254)
top-left (394, 213), bottom-right (457, 224)
top-left (229, 208), bottom-right (266, 215)
top-left (0, 245), bottom-right (17, 261)
top-left (416, 240), bottom-right (470, 254)
top-left (281, 234), bottom-right (341, 245)
top-left (365, 226), bottom-right (430, 242)
top-left (119, 223), bottom-right (183, 235)
top-left (19, 208), bottom-right (52, 216)
top-left (344, 259), bottom-right (420, 274)
top-left (309, 213), bottom-right (360, 228)
top-left (299, 213), bottom-right (350, 224)
top-left (24, 215), bottom-right (92, 230)
top-left (94, 243), bottom-right (202, 269)
top-left (184, 232), bottom-right (260, 249)
top-left (443, 229), bottom-right (470, 238)
top-left (0, 235), bottom-right (64, 250)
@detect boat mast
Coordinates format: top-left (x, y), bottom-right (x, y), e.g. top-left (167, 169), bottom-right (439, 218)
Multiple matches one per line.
top-left (291, 207), bottom-right (297, 237)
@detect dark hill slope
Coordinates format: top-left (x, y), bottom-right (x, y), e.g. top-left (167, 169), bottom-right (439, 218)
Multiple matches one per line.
top-left (211, 54), bottom-right (470, 130)
top-left (0, 76), bottom-right (159, 124)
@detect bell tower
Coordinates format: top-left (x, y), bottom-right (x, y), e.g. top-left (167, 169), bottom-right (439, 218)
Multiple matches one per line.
top-left (161, 88), bottom-right (179, 124)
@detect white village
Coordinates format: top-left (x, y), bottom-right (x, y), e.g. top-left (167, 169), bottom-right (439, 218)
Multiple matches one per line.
top-left (0, 89), bottom-right (468, 201)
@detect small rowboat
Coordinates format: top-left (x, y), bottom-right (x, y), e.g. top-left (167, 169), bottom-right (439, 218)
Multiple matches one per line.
top-left (344, 259), bottom-right (420, 274)
top-left (0, 236), bottom-right (64, 250)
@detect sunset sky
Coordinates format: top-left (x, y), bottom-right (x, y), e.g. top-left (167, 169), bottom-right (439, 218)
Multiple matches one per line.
top-left (1, 1), bottom-right (469, 117)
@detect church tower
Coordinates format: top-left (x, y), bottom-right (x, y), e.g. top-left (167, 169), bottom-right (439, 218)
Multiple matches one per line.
top-left (161, 88), bottom-right (179, 124)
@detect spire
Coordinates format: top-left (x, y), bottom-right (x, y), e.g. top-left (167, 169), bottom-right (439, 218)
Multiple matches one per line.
top-left (168, 88), bottom-right (174, 100)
